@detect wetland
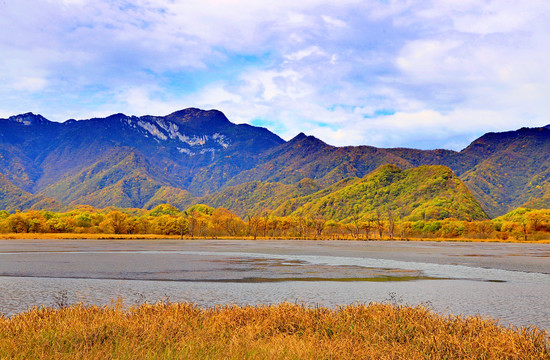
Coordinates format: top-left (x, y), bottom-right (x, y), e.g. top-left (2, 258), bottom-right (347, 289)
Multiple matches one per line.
top-left (0, 239), bottom-right (548, 330)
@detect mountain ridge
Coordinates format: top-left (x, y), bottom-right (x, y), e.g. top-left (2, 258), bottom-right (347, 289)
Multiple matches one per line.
top-left (0, 108), bottom-right (549, 218)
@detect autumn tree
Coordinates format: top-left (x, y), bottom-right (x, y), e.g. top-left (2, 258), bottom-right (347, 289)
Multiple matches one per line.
top-left (101, 210), bottom-right (130, 234)
top-left (176, 215), bottom-right (188, 239)
top-left (25, 210), bottom-right (47, 233)
top-left (148, 204), bottom-right (181, 217)
top-left (247, 214), bottom-right (261, 239)
top-left (7, 212), bottom-right (30, 233)
top-left (151, 214), bottom-right (181, 235)
top-left (211, 208), bottom-right (242, 237)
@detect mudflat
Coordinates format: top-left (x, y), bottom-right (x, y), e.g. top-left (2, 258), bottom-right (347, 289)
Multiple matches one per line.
top-left (0, 239), bottom-right (547, 275)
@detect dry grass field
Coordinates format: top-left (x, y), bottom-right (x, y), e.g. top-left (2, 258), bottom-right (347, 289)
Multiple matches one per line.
top-left (0, 301), bottom-right (548, 359)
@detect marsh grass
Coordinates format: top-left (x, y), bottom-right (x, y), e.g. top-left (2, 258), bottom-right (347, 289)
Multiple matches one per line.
top-left (0, 301), bottom-right (548, 359)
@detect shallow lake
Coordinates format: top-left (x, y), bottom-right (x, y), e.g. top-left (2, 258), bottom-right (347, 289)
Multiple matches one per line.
top-left (0, 239), bottom-right (548, 330)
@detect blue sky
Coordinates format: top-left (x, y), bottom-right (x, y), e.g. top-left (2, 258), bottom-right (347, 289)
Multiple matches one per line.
top-left (1, 0), bottom-right (549, 150)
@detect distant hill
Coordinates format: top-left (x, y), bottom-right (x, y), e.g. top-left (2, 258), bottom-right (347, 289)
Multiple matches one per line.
top-left (0, 108), bottom-right (549, 218)
top-left (459, 127), bottom-right (550, 216)
top-left (0, 173), bottom-right (64, 212)
top-left (273, 164), bottom-right (487, 221)
top-left (205, 164), bottom-right (487, 221)
top-left (203, 178), bottom-right (322, 218)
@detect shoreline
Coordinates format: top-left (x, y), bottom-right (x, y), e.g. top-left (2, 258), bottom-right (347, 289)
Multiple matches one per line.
top-left (0, 232), bottom-right (548, 244)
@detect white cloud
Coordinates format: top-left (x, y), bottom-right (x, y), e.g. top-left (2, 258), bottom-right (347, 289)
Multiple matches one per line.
top-left (396, 39), bottom-right (464, 81)
top-left (12, 77), bottom-right (48, 92)
top-left (321, 15), bottom-right (347, 28)
top-left (1, 0), bottom-right (550, 149)
top-left (285, 46), bottom-right (326, 62)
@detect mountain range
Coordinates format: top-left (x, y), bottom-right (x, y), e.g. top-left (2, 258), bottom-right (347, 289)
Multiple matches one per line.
top-left (1, 108), bottom-right (549, 220)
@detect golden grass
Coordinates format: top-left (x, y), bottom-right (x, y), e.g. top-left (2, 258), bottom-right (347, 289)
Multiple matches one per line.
top-left (0, 232), bottom-right (548, 243)
top-left (0, 302), bottom-right (548, 359)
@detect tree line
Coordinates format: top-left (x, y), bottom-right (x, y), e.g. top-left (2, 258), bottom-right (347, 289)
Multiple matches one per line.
top-left (0, 204), bottom-right (549, 241)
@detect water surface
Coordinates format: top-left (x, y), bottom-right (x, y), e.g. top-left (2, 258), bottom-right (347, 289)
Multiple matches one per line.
top-left (0, 239), bottom-right (548, 330)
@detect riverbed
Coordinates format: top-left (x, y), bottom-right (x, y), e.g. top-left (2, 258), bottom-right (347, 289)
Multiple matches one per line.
top-left (0, 239), bottom-right (548, 330)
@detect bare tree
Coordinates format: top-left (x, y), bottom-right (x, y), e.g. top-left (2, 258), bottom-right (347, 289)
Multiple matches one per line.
top-left (247, 214), bottom-right (261, 240)
top-left (186, 211), bottom-right (197, 238)
top-left (261, 210), bottom-right (271, 238)
top-left (350, 205), bottom-right (362, 239)
top-left (362, 218), bottom-right (373, 240)
top-left (311, 215), bottom-right (326, 238)
top-left (375, 209), bottom-right (384, 239)
top-left (387, 208), bottom-right (396, 240)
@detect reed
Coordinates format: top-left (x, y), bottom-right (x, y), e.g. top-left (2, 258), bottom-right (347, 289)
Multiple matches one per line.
top-left (0, 301), bottom-right (548, 359)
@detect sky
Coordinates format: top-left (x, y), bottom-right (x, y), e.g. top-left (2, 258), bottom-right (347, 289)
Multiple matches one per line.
top-left (1, 0), bottom-right (549, 150)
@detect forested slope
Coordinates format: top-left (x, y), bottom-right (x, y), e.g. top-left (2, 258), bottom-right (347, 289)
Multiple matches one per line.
top-left (1, 109), bottom-right (549, 218)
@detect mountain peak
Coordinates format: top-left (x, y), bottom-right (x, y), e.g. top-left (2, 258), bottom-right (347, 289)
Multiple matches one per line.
top-left (7, 112), bottom-right (50, 125)
top-left (290, 132), bottom-right (308, 142)
top-left (165, 108), bottom-right (231, 131)
top-left (288, 132), bottom-right (329, 149)
top-left (365, 163), bottom-right (403, 179)
top-left (106, 113), bottom-right (127, 120)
